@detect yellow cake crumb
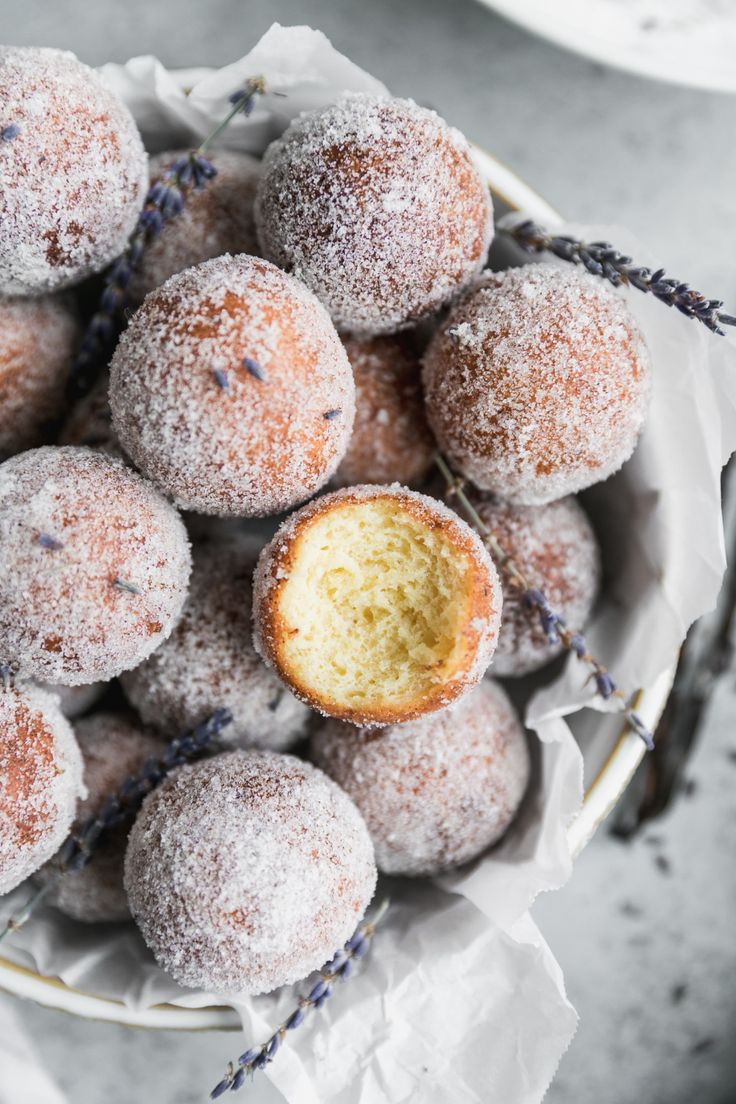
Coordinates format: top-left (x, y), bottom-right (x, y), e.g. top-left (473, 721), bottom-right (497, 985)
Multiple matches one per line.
top-left (253, 486), bottom-right (502, 725)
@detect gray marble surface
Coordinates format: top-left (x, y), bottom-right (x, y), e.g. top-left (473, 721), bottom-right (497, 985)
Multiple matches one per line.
top-left (1, 1), bottom-right (736, 1101)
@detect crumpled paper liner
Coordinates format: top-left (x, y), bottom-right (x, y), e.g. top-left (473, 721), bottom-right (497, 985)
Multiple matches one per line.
top-left (3, 23), bottom-right (736, 1104)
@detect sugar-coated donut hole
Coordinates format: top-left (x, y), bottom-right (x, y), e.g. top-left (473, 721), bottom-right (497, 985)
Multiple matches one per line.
top-left (255, 93), bottom-right (493, 334)
top-left (0, 47), bottom-right (147, 296)
top-left (127, 149), bottom-right (261, 306)
top-left (332, 334), bottom-right (436, 488)
top-left (121, 539), bottom-right (311, 752)
top-left (124, 749), bottom-right (377, 995)
top-left (311, 679), bottom-right (530, 877)
top-left (422, 263), bottom-right (651, 505)
top-left (0, 684), bottom-right (84, 895)
top-left (0, 446), bottom-right (192, 685)
top-left (110, 254), bottom-right (355, 517)
top-left (36, 712), bottom-right (163, 923)
top-left (473, 494), bottom-right (601, 677)
top-left (0, 295), bottom-right (80, 459)
top-left (254, 487), bottom-right (501, 724)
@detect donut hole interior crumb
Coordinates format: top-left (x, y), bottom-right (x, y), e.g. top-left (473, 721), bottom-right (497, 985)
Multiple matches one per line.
top-left (276, 501), bottom-right (476, 711)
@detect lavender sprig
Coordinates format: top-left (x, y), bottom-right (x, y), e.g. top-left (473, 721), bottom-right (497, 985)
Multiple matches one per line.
top-left (0, 708), bottom-right (233, 944)
top-left (66, 152), bottom-right (216, 400)
top-left (211, 899), bottom-right (390, 1099)
top-left (435, 454), bottom-right (654, 750)
top-left (66, 76), bottom-right (269, 402)
top-left (503, 219), bottom-right (736, 337)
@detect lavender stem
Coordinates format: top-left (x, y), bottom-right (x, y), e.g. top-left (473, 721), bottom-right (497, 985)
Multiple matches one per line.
top-left (0, 708), bottom-right (233, 944)
top-left (435, 453), bottom-right (654, 750)
top-left (210, 899), bottom-right (390, 1099)
top-left (66, 76), bottom-right (268, 402)
top-left (199, 77), bottom-right (266, 154)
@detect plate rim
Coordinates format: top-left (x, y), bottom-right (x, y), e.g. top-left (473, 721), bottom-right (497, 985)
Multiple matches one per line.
top-left (477, 0), bottom-right (736, 94)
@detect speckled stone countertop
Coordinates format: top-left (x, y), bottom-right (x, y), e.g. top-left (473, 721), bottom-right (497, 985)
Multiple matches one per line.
top-left (1, 1), bottom-right (735, 1101)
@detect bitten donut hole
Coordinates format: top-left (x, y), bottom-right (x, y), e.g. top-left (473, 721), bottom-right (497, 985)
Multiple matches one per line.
top-left (276, 501), bottom-right (476, 711)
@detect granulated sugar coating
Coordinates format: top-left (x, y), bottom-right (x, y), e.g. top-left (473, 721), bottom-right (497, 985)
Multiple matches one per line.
top-left (122, 540), bottom-right (311, 752)
top-left (311, 679), bottom-right (529, 877)
top-left (0, 295), bottom-right (80, 459)
top-left (110, 255), bottom-right (355, 517)
top-left (332, 334), bottom-right (436, 488)
top-left (127, 149), bottom-right (260, 306)
top-left (0, 47), bottom-right (147, 297)
top-left (0, 447), bottom-right (191, 685)
top-left (473, 494), bottom-right (601, 677)
top-left (423, 264), bottom-right (652, 504)
top-left (255, 93), bottom-right (493, 334)
top-left (36, 712), bottom-right (162, 923)
top-left (124, 750), bottom-right (377, 995)
top-left (0, 683), bottom-right (84, 895)
top-left (253, 484), bottom-right (501, 726)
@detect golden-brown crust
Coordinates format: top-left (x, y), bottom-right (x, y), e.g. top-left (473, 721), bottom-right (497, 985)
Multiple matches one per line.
top-left (0, 684), bottom-right (84, 894)
top-left (333, 334), bottom-right (436, 488)
top-left (253, 485), bottom-right (501, 725)
top-left (0, 296), bottom-right (80, 458)
top-left (0, 698), bottom-right (57, 850)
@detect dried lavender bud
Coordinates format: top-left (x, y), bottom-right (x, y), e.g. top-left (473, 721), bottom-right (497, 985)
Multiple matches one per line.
top-left (347, 929), bottom-right (368, 955)
top-left (323, 408), bottom-right (342, 421)
top-left (228, 76), bottom-right (267, 118)
top-left (243, 356), bottom-right (267, 381)
top-left (314, 987), bottom-right (332, 1009)
top-left (285, 1008), bottom-right (305, 1030)
top-left (595, 671), bottom-right (617, 699)
top-left (112, 578), bottom-right (141, 595)
top-left (36, 533), bottom-right (63, 551)
top-left (1, 123), bottom-right (20, 141)
top-left (308, 979), bottom-right (329, 1002)
top-left (212, 368), bottom-right (230, 392)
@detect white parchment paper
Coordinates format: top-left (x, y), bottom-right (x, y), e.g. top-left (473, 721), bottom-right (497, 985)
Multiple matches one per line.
top-left (3, 23), bottom-right (736, 1104)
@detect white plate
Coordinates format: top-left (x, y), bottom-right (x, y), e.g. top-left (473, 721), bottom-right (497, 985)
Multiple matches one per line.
top-left (0, 146), bottom-right (677, 1028)
top-left (480, 0), bottom-right (736, 93)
